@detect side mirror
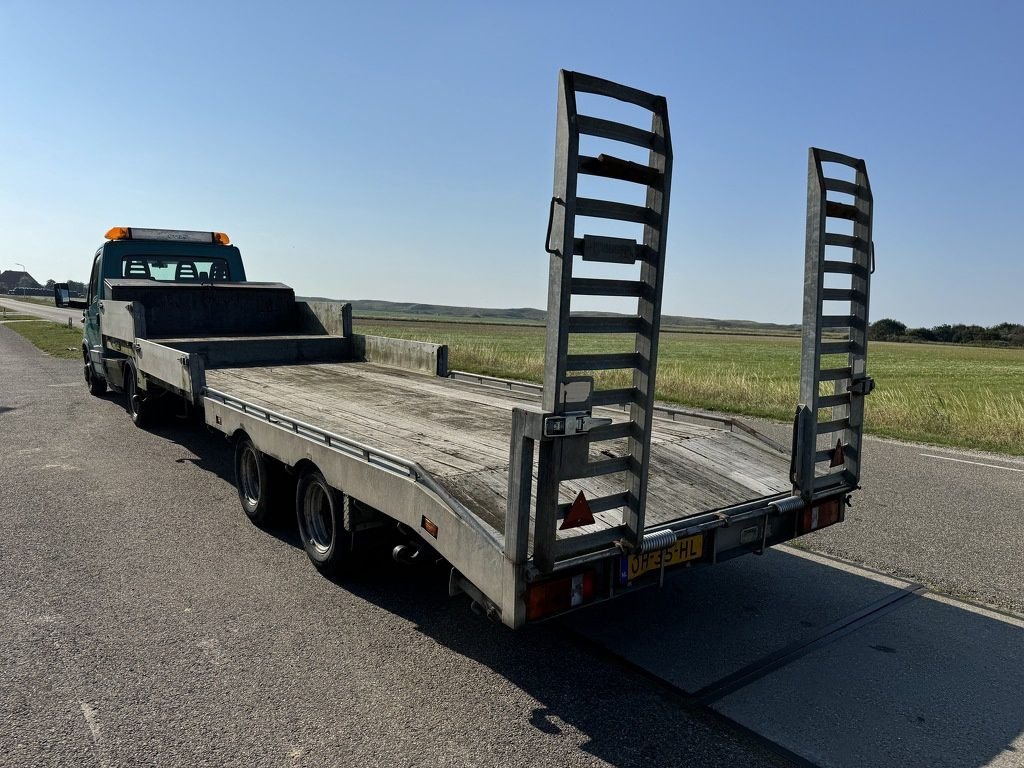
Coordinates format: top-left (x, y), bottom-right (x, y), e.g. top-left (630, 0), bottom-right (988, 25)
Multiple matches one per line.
top-left (54, 283), bottom-right (71, 307)
top-left (54, 283), bottom-right (88, 310)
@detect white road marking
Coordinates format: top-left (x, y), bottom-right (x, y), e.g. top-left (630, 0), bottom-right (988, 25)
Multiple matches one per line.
top-left (81, 702), bottom-right (108, 767)
top-left (920, 454), bottom-right (1024, 473)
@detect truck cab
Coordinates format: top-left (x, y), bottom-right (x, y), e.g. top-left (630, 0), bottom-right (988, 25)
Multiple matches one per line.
top-left (58, 226), bottom-right (246, 395)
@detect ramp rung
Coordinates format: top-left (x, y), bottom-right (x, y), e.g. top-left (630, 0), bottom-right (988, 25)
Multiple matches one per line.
top-left (819, 367), bottom-right (853, 381)
top-left (589, 421), bottom-right (639, 441)
top-left (815, 148), bottom-right (862, 167)
top-left (823, 260), bottom-right (870, 278)
top-left (817, 418), bottom-right (850, 435)
top-left (820, 340), bottom-right (855, 356)
top-left (572, 72), bottom-right (662, 111)
top-left (570, 277), bottom-right (648, 298)
top-left (591, 387), bottom-right (641, 407)
top-left (815, 443), bottom-right (857, 463)
top-left (558, 491), bottom-right (633, 518)
top-left (821, 315), bottom-right (865, 330)
top-left (579, 235), bottom-right (641, 264)
top-left (818, 392), bottom-right (851, 408)
top-left (822, 288), bottom-right (865, 303)
top-left (825, 201), bottom-right (870, 225)
top-left (562, 455), bottom-right (635, 481)
top-left (567, 315), bottom-right (644, 335)
top-left (576, 114), bottom-right (664, 152)
top-left (578, 154), bottom-right (663, 188)
top-left (566, 352), bottom-right (642, 371)
top-left (824, 177), bottom-right (870, 199)
top-left (576, 197), bottom-right (658, 225)
top-left (824, 233), bottom-right (870, 251)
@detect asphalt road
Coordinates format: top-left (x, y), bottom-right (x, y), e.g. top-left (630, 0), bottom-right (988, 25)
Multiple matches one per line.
top-left (740, 419), bottom-right (1024, 615)
top-left (2, 323), bottom-right (1021, 767)
top-left (0, 328), bottom-right (784, 767)
top-left (0, 296), bottom-right (82, 325)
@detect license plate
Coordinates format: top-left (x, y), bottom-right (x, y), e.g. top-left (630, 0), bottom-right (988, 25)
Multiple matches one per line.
top-left (621, 534), bottom-right (704, 582)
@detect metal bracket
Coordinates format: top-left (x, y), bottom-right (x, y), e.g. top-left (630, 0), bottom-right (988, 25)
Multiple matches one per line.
top-left (542, 412), bottom-right (612, 438)
top-left (849, 377), bottom-right (875, 396)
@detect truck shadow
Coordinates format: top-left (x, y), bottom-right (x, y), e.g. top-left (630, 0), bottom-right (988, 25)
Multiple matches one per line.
top-left (339, 547), bottom-right (1024, 768)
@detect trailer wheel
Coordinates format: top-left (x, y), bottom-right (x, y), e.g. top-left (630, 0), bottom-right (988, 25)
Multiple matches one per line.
top-left (295, 468), bottom-right (351, 576)
top-left (234, 436), bottom-right (279, 527)
top-left (84, 349), bottom-right (106, 396)
top-left (124, 363), bottom-right (150, 428)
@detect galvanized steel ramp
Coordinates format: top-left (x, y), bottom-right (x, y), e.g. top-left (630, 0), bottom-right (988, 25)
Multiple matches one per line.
top-left (792, 149), bottom-right (875, 503)
top-left (517, 70), bottom-right (674, 571)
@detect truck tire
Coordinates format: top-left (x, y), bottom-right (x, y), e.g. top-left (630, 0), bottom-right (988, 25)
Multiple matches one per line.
top-left (233, 435), bottom-right (279, 527)
top-left (295, 467), bottom-right (351, 576)
top-left (123, 363), bottom-right (150, 428)
top-left (84, 350), bottom-right (106, 396)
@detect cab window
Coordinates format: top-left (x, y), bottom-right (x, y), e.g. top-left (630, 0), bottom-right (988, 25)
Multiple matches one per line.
top-left (87, 253), bottom-right (102, 304)
top-left (121, 256), bottom-right (231, 282)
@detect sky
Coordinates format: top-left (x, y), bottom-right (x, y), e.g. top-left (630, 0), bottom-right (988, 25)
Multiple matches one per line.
top-left (1, 1), bottom-right (1021, 327)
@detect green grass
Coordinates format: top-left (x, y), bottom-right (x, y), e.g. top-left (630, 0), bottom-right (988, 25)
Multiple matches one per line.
top-left (3, 320), bottom-right (82, 359)
top-left (9, 295), bottom-right (54, 306)
top-left (358, 319), bottom-right (1024, 455)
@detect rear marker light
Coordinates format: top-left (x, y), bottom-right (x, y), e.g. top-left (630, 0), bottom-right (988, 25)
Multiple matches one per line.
top-left (799, 498), bottom-right (842, 534)
top-left (526, 570), bottom-right (597, 621)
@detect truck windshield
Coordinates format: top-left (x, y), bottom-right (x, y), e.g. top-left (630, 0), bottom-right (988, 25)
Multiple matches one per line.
top-left (121, 256), bottom-right (232, 282)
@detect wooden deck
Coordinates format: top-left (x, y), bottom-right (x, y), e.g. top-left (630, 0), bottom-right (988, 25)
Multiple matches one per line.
top-left (204, 362), bottom-right (792, 542)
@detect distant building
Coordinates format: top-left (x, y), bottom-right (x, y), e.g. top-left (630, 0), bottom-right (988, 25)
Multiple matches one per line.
top-left (0, 270), bottom-right (41, 293)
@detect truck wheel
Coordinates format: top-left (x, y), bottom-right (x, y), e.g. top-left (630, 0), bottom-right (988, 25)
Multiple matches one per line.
top-left (84, 350), bottom-right (106, 396)
top-left (124, 363), bottom-right (150, 428)
top-left (233, 436), bottom-right (279, 527)
top-left (295, 468), bottom-right (351, 576)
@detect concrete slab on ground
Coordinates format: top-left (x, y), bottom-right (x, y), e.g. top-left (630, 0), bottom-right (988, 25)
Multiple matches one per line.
top-left (567, 546), bottom-right (1024, 768)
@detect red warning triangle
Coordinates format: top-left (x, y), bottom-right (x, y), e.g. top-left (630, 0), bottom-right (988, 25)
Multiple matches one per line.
top-left (560, 491), bottom-right (595, 530)
top-left (830, 439), bottom-right (846, 467)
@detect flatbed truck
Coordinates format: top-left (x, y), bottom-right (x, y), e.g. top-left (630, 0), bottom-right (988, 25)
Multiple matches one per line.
top-left (56, 71), bottom-right (876, 628)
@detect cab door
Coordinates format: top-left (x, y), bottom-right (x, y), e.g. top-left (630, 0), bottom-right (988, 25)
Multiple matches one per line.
top-left (84, 252), bottom-right (103, 372)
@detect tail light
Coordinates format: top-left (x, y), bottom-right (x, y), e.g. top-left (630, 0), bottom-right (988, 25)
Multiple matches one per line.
top-left (526, 571), bottom-right (597, 621)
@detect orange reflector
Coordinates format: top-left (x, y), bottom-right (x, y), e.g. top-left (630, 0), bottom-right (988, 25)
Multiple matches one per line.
top-left (526, 571), bottom-right (597, 621)
top-left (799, 498), bottom-right (842, 534)
top-left (105, 226), bottom-right (130, 240)
top-left (421, 515), bottom-right (438, 538)
top-left (559, 491), bottom-right (595, 530)
top-left (830, 439), bottom-right (846, 467)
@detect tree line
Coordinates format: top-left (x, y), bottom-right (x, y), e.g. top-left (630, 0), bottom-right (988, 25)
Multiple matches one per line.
top-left (869, 318), bottom-right (1024, 347)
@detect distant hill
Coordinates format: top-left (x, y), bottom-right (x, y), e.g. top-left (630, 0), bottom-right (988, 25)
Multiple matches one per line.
top-left (299, 297), bottom-right (801, 336)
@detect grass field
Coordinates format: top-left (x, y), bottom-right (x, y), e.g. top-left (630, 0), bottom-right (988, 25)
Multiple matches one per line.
top-left (2, 320), bottom-right (82, 359)
top-left (357, 319), bottom-right (1024, 455)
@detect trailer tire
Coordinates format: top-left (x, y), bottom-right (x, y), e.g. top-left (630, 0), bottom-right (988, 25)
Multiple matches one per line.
top-left (295, 468), bottom-right (351, 576)
top-left (123, 363), bottom-right (150, 428)
top-left (234, 436), bottom-right (279, 527)
top-left (84, 349), bottom-right (106, 396)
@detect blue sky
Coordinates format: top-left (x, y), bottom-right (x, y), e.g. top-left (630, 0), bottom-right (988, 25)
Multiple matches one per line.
top-left (1, 1), bottom-right (1020, 326)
